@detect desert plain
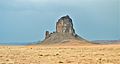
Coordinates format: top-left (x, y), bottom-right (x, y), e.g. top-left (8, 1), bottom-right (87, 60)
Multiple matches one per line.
top-left (0, 44), bottom-right (120, 64)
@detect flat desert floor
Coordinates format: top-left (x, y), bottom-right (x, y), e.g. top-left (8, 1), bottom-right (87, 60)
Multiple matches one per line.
top-left (0, 45), bottom-right (120, 64)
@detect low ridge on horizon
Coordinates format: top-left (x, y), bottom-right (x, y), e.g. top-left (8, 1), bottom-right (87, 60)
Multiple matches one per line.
top-left (39, 15), bottom-right (91, 45)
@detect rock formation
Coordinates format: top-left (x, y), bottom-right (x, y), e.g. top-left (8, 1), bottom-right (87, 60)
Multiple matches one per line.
top-left (40, 15), bottom-right (88, 45)
top-left (56, 15), bottom-right (75, 34)
top-left (45, 31), bottom-right (50, 39)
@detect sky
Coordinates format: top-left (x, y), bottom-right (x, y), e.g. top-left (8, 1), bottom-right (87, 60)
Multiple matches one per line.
top-left (0, 0), bottom-right (119, 43)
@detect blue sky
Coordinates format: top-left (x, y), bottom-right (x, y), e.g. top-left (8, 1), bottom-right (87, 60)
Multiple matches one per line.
top-left (0, 0), bottom-right (119, 43)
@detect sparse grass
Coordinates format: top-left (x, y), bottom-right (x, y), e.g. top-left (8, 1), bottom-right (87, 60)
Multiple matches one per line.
top-left (58, 61), bottom-right (64, 63)
top-left (0, 45), bottom-right (120, 64)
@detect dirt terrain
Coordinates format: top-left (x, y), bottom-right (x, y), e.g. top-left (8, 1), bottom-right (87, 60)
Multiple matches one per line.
top-left (0, 44), bottom-right (120, 64)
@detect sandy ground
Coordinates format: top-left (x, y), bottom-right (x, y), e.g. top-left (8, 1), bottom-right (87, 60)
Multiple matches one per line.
top-left (0, 44), bottom-right (120, 64)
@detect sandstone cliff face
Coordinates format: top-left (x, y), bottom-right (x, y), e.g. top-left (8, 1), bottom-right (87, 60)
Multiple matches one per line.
top-left (56, 15), bottom-right (75, 34)
top-left (41, 15), bottom-right (87, 44)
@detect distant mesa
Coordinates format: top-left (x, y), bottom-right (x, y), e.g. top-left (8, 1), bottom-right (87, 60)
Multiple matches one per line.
top-left (40, 15), bottom-right (91, 45)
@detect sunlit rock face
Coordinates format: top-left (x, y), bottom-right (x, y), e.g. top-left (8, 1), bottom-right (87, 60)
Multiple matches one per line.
top-left (40, 15), bottom-right (86, 44)
top-left (56, 15), bottom-right (75, 34)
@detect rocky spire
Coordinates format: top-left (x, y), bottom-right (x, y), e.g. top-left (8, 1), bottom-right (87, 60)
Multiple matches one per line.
top-left (42, 15), bottom-right (86, 44)
top-left (56, 15), bottom-right (75, 35)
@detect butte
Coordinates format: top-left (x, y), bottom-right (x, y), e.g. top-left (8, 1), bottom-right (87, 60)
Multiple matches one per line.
top-left (39, 15), bottom-right (92, 45)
